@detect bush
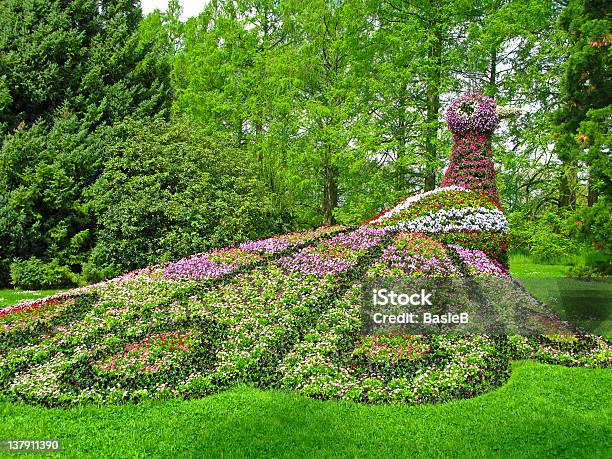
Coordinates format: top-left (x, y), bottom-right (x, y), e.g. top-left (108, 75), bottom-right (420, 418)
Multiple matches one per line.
top-left (567, 264), bottom-right (600, 279)
top-left (508, 211), bottom-right (578, 263)
top-left (529, 227), bottom-right (573, 263)
top-left (84, 118), bottom-right (290, 281)
top-left (10, 257), bottom-right (74, 289)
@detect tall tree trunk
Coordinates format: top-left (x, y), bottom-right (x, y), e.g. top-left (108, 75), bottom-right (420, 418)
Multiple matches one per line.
top-left (558, 160), bottom-right (577, 209)
top-left (396, 90), bottom-right (408, 191)
top-left (424, 27), bottom-right (442, 191)
top-left (587, 167), bottom-right (599, 207)
top-left (322, 155), bottom-right (338, 226)
top-left (255, 108), bottom-right (263, 163)
top-left (488, 46), bottom-right (498, 97)
top-left (236, 117), bottom-right (244, 148)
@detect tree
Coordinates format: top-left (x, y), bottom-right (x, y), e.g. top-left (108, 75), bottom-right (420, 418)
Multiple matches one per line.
top-left (372, 0), bottom-right (475, 192)
top-left (554, 0), bottom-right (611, 209)
top-left (0, 0), bottom-right (173, 285)
top-left (0, 0), bottom-right (172, 136)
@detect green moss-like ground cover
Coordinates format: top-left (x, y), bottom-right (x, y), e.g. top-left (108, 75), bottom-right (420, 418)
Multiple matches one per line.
top-left (0, 361), bottom-right (610, 458)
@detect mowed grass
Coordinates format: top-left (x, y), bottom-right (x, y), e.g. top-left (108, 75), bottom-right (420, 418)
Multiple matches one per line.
top-left (509, 253), bottom-right (570, 278)
top-left (0, 361), bottom-right (610, 458)
top-left (510, 254), bottom-right (612, 337)
top-left (0, 289), bottom-right (65, 308)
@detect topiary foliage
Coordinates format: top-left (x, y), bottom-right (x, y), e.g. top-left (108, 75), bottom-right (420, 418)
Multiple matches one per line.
top-left (441, 93), bottom-right (501, 204)
top-left (369, 93), bottom-right (508, 266)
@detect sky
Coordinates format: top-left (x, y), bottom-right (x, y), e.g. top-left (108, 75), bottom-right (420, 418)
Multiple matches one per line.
top-left (141, 0), bottom-right (207, 21)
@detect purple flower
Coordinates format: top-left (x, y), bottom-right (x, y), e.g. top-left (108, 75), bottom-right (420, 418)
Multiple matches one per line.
top-left (449, 245), bottom-right (508, 276)
top-left (446, 93), bottom-right (499, 135)
top-left (239, 237), bottom-right (294, 253)
top-left (163, 248), bottom-right (260, 281)
top-left (277, 227), bottom-right (386, 276)
top-left (276, 249), bottom-right (355, 276)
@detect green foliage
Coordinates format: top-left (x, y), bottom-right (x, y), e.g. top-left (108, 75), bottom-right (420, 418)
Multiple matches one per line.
top-left (566, 264), bottom-right (601, 278)
top-left (0, 0), bottom-right (174, 286)
top-left (529, 228), bottom-right (574, 263)
top-left (10, 257), bottom-right (73, 290)
top-left (508, 211), bottom-right (579, 262)
top-left (0, 117), bottom-right (112, 286)
top-left (565, 197), bottom-right (612, 253)
top-left (554, 0), bottom-right (611, 208)
top-left (84, 118), bottom-right (287, 281)
top-left (0, 0), bottom-right (172, 135)
top-left (509, 197), bottom-right (610, 271)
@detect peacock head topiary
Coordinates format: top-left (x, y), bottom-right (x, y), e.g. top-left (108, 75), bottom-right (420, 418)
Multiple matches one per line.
top-left (446, 93), bottom-right (500, 136)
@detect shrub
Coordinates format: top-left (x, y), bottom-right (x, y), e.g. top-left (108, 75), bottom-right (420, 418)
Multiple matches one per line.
top-left (10, 257), bottom-right (73, 289)
top-left (529, 228), bottom-right (572, 263)
top-left (85, 118), bottom-right (289, 281)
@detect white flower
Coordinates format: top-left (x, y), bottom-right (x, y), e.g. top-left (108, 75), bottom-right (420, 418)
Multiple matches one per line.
top-left (370, 186), bottom-right (466, 224)
top-left (385, 207), bottom-right (508, 233)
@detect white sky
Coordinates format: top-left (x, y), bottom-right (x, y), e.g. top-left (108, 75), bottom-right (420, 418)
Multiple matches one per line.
top-left (141, 1), bottom-right (207, 20)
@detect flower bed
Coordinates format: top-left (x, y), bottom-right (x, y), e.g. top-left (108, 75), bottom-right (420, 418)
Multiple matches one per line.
top-left (163, 248), bottom-right (263, 281)
top-left (277, 228), bottom-right (386, 276)
top-left (0, 219), bottom-right (608, 407)
top-left (94, 330), bottom-right (206, 377)
top-left (387, 207), bottom-right (508, 234)
top-left (448, 245), bottom-right (508, 276)
top-left (366, 232), bottom-right (458, 277)
top-left (370, 188), bottom-right (502, 227)
top-left (238, 227), bottom-right (339, 252)
top-left (367, 186), bottom-right (466, 224)
top-left (431, 231), bottom-right (509, 266)
top-left (0, 298), bottom-right (72, 334)
top-left (278, 286), bottom-right (511, 404)
top-left (367, 186), bottom-right (508, 266)
top-left (176, 227), bottom-right (390, 394)
top-left (0, 275), bottom-right (208, 404)
top-left (508, 334), bottom-right (612, 368)
top-left (163, 226), bottom-right (345, 281)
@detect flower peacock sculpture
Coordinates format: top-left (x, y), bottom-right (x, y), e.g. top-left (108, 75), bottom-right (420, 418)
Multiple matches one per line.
top-left (1, 94), bottom-right (608, 408)
top-left (441, 93), bottom-right (502, 201)
top-left (368, 92), bottom-right (518, 267)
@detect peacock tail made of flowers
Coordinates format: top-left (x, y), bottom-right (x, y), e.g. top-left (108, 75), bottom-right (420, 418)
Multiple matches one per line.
top-left (2, 93), bottom-right (605, 409)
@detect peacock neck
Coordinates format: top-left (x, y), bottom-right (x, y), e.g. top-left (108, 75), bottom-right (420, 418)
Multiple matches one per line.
top-left (440, 131), bottom-right (500, 203)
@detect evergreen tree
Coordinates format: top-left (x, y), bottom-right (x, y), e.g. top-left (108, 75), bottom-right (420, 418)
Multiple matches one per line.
top-left (0, 0), bottom-right (173, 286)
top-left (554, 0), bottom-right (611, 209)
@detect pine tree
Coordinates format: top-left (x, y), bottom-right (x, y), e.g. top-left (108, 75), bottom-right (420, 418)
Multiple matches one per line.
top-left (555, 0), bottom-right (611, 208)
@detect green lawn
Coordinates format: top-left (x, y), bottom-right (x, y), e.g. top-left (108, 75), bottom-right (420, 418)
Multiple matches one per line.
top-left (509, 253), bottom-right (571, 278)
top-left (0, 289), bottom-right (64, 309)
top-left (0, 361), bottom-right (610, 458)
top-left (509, 254), bottom-right (612, 337)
